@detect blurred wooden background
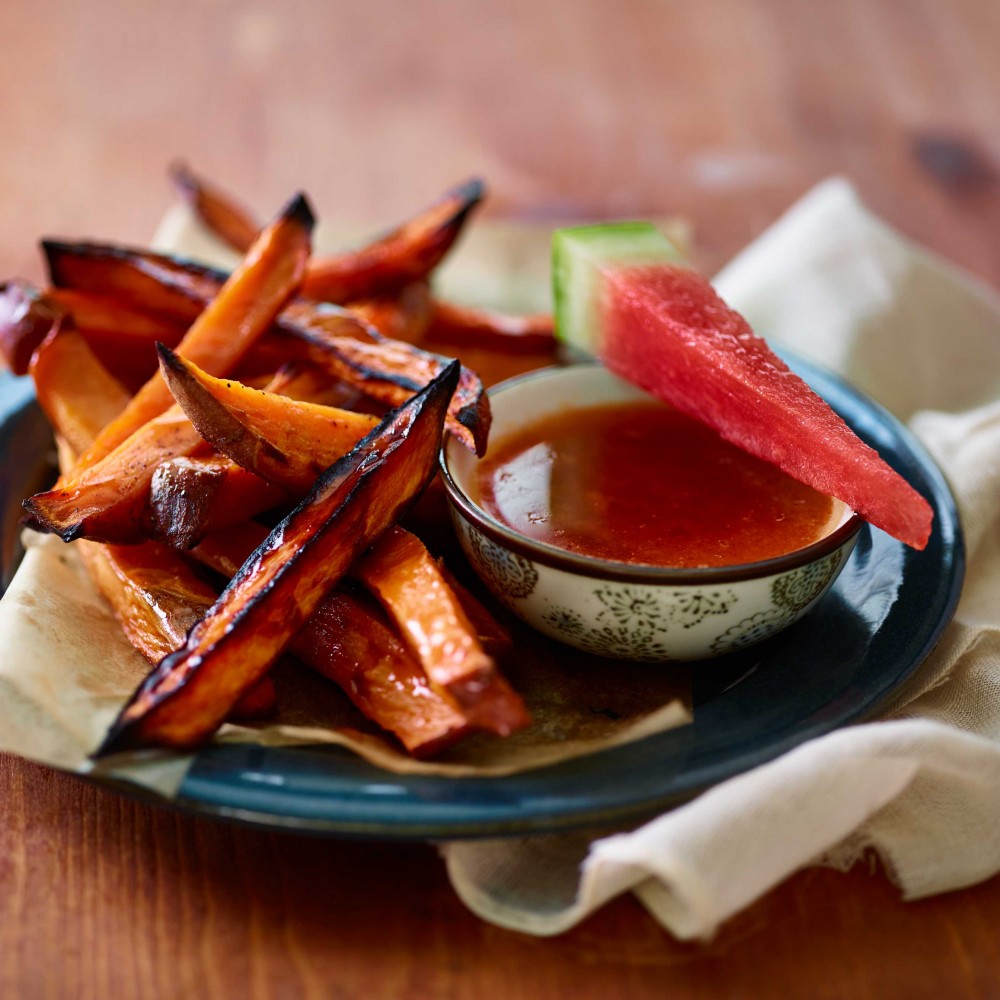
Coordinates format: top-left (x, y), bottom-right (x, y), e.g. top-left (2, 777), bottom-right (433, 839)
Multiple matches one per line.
top-left (3, 0), bottom-right (999, 283)
top-left (3, 0), bottom-right (1000, 997)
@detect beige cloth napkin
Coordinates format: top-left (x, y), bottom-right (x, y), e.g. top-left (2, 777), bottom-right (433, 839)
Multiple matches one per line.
top-left (442, 179), bottom-right (1000, 938)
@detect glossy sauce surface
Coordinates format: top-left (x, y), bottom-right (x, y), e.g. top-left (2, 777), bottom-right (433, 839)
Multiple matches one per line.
top-left (476, 401), bottom-right (840, 568)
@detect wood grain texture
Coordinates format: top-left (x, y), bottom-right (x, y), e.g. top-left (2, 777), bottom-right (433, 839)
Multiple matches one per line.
top-left (4, 753), bottom-right (1000, 1000)
top-left (2, 0), bottom-right (999, 284)
top-left (2, 0), bottom-right (1000, 997)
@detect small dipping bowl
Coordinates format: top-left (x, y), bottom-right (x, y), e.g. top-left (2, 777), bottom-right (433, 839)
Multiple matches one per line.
top-left (440, 363), bottom-right (863, 661)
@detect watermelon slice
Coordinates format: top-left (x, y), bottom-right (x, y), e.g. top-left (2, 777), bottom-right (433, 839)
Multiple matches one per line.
top-left (552, 223), bottom-right (933, 550)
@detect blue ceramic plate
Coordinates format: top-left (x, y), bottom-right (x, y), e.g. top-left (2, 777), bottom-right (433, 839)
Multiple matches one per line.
top-left (0, 352), bottom-right (964, 840)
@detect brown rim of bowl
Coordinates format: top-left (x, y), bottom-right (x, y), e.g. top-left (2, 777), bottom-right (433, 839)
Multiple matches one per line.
top-left (438, 363), bottom-right (866, 586)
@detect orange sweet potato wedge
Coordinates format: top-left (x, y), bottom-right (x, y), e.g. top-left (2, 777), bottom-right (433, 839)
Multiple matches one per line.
top-left (29, 328), bottom-right (131, 456)
top-left (78, 539), bottom-right (276, 720)
top-left (0, 280), bottom-right (64, 375)
top-left (77, 538), bottom-right (215, 661)
top-left (436, 560), bottom-right (513, 658)
top-left (192, 522), bottom-right (471, 756)
top-left (427, 300), bottom-right (556, 354)
top-left (300, 587), bottom-right (471, 755)
top-left (261, 360), bottom-right (374, 408)
top-left (157, 345), bottom-right (379, 490)
top-left (169, 164), bottom-right (483, 301)
top-left (46, 288), bottom-right (185, 342)
top-left (1, 280), bottom-right (185, 388)
top-left (46, 288), bottom-right (186, 387)
top-left (71, 193), bottom-right (314, 470)
top-left (148, 456), bottom-right (288, 550)
top-left (35, 360), bottom-right (275, 722)
top-left (169, 161), bottom-right (260, 254)
top-left (44, 242), bottom-right (370, 344)
top-left (94, 361), bottom-right (459, 754)
top-left (43, 242), bottom-right (490, 454)
top-left (146, 363), bottom-right (366, 548)
top-left (281, 312), bottom-right (490, 454)
top-left (295, 177), bottom-right (484, 301)
top-left (44, 241), bottom-right (233, 326)
top-left (354, 527), bottom-right (526, 732)
top-left (347, 281), bottom-right (433, 343)
top-left (24, 404), bottom-right (205, 543)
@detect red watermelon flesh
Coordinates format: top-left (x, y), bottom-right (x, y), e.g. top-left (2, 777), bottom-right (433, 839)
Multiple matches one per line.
top-left (600, 264), bottom-right (933, 550)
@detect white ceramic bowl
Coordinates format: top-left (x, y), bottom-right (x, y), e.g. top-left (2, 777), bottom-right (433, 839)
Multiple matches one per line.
top-left (440, 363), bottom-right (863, 662)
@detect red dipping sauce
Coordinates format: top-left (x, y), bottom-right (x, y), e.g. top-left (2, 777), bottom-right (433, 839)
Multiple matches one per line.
top-left (475, 401), bottom-right (840, 568)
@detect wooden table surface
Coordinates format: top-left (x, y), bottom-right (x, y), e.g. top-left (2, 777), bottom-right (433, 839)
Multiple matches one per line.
top-left (3, 1), bottom-right (1000, 997)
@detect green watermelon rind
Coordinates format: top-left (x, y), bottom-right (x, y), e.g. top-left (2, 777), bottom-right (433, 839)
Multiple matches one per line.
top-left (552, 222), bottom-right (685, 354)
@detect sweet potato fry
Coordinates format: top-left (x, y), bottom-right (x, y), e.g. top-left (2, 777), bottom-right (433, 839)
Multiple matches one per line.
top-left (78, 539), bottom-right (277, 720)
top-left (354, 528), bottom-right (527, 731)
top-left (169, 164), bottom-right (483, 301)
top-left (281, 315), bottom-right (490, 454)
top-left (232, 352), bottom-right (380, 417)
top-left (29, 328), bottom-right (131, 456)
top-left (43, 242), bottom-right (490, 453)
top-left (46, 288), bottom-right (185, 342)
top-left (157, 346), bottom-right (379, 490)
top-left (72, 193), bottom-right (314, 470)
top-left (300, 178), bottom-right (484, 301)
top-left (300, 587), bottom-right (470, 755)
top-left (146, 362), bottom-right (367, 549)
top-left (169, 161), bottom-right (260, 254)
top-left (0, 280), bottom-right (64, 375)
top-left (2, 280), bottom-right (185, 387)
top-left (46, 288), bottom-right (186, 386)
top-left (263, 361), bottom-right (374, 408)
top-left (95, 361), bottom-right (459, 754)
top-left (38, 367), bottom-right (275, 722)
top-left (227, 676), bottom-right (280, 720)
top-left (191, 522), bottom-right (471, 756)
top-left (44, 243), bottom-right (373, 344)
top-left (148, 456), bottom-right (288, 550)
top-left (436, 560), bottom-right (513, 658)
top-left (78, 539), bottom-right (207, 659)
top-left (427, 300), bottom-right (556, 354)
top-left (24, 404), bottom-right (204, 543)
top-left (44, 241), bottom-right (217, 326)
top-left (347, 281), bottom-right (433, 343)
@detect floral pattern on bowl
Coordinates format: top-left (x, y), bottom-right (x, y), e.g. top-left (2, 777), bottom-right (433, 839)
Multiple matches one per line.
top-left (451, 510), bottom-right (857, 661)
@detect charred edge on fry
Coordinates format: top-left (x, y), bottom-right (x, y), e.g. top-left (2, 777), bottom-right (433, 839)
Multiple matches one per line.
top-left (42, 240), bottom-right (231, 290)
top-left (455, 398), bottom-right (491, 457)
top-left (168, 161), bottom-right (207, 203)
top-left (168, 161), bottom-right (198, 197)
top-left (435, 177), bottom-right (486, 233)
top-left (277, 192), bottom-right (316, 232)
top-left (20, 495), bottom-right (84, 543)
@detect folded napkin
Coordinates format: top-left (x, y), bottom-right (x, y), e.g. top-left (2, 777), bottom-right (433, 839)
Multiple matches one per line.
top-left (442, 179), bottom-right (1000, 938)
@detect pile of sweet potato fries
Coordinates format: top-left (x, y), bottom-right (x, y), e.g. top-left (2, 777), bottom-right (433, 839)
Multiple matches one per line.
top-left (0, 168), bottom-right (560, 757)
